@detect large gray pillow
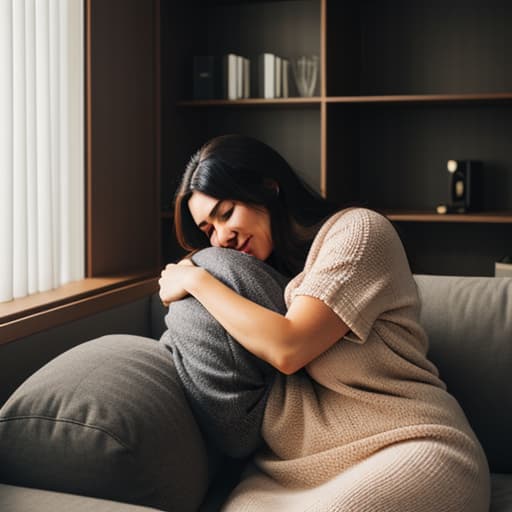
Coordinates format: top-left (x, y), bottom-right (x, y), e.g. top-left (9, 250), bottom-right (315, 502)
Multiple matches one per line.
top-left (0, 334), bottom-right (210, 512)
top-left (160, 247), bottom-right (289, 458)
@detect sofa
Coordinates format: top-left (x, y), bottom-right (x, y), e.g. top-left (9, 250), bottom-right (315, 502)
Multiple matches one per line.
top-left (1, 274), bottom-right (511, 511)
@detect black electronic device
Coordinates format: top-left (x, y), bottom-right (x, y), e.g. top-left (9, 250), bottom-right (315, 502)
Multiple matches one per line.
top-left (436, 160), bottom-right (483, 214)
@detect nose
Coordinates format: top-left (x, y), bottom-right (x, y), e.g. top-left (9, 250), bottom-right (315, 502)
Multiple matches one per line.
top-left (215, 224), bottom-right (237, 248)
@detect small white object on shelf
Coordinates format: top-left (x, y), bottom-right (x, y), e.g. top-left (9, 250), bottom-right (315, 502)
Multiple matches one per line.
top-left (292, 55), bottom-right (319, 97)
top-left (495, 260), bottom-right (512, 277)
top-left (259, 53), bottom-right (275, 99)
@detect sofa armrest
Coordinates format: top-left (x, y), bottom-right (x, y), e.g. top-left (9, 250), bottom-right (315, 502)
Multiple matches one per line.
top-left (414, 275), bottom-right (512, 474)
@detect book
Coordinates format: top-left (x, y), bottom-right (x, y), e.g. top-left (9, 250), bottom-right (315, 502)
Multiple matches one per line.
top-left (243, 57), bottom-right (250, 98)
top-left (259, 53), bottom-right (275, 99)
top-left (236, 55), bottom-right (244, 100)
top-left (281, 59), bottom-right (289, 98)
top-left (223, 53), bottom-right (238, 100)
top-left (193, 56), bottom-right (217, 100)
top-left (275, 55), bottom-right (282, 98)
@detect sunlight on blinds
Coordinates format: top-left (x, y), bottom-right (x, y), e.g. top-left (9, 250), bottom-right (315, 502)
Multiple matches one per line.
top-left (0, 0), bottom-right (84, 303)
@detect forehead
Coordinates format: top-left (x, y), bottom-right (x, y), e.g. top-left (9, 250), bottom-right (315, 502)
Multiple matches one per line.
top-left (188, 191), bottom-right (220, 226)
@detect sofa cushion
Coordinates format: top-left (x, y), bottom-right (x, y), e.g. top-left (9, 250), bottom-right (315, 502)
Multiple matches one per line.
top-left (0, 483), bottom-right (162, 512)
top-left (160, 247), bottom-right (289, 458)
top-left (490, 474), bottom-right (512, 512)
top-left (0, 334), bottom-right (210, 512)
top-left (415, 275), bottom-right (512, 474)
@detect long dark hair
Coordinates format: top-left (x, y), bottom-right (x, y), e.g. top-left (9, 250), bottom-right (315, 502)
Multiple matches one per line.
top-left (173, 134), bottom-right (336, 276)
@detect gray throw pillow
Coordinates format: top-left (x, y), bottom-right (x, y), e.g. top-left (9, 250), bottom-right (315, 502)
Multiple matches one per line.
top-left (160, 247), bottom-right (289, 458)
top-left (0, 334), bottom-right (210, 512)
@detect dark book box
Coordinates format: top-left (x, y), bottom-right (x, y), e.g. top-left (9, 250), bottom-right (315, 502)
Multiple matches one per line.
top-left (193, 56), bottom-right (217, 100)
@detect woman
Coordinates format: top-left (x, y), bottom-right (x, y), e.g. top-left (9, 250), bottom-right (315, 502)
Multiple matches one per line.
top-left (159, 134), bottom-right (490, 511)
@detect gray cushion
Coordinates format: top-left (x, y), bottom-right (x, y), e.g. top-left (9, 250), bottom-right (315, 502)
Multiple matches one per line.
top-left (160, 247), bottom-right (289, 458)
top-left (0, 334), bottom-right (210, 512)
top-left (415, 275), bottom-right (512, 474)
top-left (0, 483), bottom-right (162, 512)
top-left (490, 474), bottom-right (512, 512)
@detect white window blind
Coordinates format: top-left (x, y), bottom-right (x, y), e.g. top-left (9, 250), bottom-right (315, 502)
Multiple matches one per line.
top-left (0, 0), bottom-right (84, 303)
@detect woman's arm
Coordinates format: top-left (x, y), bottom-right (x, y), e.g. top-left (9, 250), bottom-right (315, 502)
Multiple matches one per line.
top-left (159, 263), bottom-right (349, 375)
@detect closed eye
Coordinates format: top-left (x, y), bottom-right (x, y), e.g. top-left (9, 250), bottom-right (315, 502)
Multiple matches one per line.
top-left (220, 206), bottom-right (234, 221)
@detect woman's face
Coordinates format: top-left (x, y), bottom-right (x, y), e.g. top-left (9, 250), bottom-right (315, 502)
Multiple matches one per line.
top-left (188, 191), bottom-right (273, 261)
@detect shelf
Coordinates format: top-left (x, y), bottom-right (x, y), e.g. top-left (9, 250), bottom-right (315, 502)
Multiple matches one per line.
top-left (177, 97), bottom-right (321, 108)
top-left (162, 209), bottom-right (512, 224)
top-left (177, 93), bottom-right (512, 108)
top-left (162, 0), bottom-right (512, 276)
top-left (327, 93), bottom-right (512, 104)
top-left (385, 211), bottom-right (512, 224)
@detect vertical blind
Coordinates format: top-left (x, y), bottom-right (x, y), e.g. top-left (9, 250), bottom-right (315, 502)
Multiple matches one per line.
top-left (0, 0), bottom-right (84, 303)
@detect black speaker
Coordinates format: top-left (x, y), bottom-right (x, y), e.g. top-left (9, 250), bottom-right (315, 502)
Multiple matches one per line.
top-left (438, 160), bottom-right (483, 214)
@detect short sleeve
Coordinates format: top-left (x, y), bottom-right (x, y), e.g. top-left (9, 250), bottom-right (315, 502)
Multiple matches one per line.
top-left (288, 208), bottom-right (412, 344)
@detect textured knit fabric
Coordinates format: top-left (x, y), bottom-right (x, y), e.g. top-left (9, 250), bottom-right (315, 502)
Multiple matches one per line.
top-left (223, 208), bottom-right (491, 511)
top-left (160, 247), bottom-right (289, 458)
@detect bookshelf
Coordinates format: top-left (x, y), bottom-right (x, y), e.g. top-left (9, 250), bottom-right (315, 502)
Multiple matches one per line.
top-left (160, 0), bottom-right (512, 276)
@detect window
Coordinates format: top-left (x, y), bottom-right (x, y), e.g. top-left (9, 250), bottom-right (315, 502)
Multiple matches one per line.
top-left (0, 0), bottom-right (160, 344)
top-left (0, 0), bottom-right (84, 303)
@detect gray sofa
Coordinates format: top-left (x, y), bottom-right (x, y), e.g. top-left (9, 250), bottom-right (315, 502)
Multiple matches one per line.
top-left (1, 274), bottom-right (511, 511)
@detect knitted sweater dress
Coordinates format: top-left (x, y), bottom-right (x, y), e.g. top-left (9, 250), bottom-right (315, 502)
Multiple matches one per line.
top-left (222, 208), bottom-right (490, 512)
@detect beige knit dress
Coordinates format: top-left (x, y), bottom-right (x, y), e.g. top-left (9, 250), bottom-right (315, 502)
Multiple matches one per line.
top-left (222, 208), bottom-right (490, 512)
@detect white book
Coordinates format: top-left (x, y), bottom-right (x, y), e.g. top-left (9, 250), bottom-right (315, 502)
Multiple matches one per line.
top-left (243, 57), bottom-right (250, 98)
top-left (236, 55), bottom-right (244, 99)
top-left (223, 53), bottom-right (238, 100)
top-left (258, 53), bottom-right (275, 99)
top-left (275, 56), bottom-right (282, 98)
top-left (281, 59), bottom-right (289, 98)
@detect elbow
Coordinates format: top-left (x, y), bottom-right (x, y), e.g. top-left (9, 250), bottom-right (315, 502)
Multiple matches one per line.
top-left (272, 352), bottom-right (303, 375)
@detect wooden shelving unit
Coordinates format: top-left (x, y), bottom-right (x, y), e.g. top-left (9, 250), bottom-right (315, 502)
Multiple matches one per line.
top-left (160, 0), bottom-right (512, 275)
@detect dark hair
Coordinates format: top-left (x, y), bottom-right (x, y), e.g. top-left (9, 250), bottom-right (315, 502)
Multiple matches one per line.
top-left (173, 134), bottom-right (336, 276)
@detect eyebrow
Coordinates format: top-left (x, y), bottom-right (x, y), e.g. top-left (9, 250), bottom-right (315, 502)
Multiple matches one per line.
top-left (197, 199), bottom-right (224, 229)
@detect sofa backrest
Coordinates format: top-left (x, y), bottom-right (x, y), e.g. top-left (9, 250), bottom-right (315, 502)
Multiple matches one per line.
top-left (415, 275), bottom-right (512, 474)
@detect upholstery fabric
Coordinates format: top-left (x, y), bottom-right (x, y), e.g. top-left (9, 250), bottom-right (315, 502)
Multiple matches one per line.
top-left (415, 275), bottom-right (512, 473)
top-left (160, 247), bottom-right (289, 458)
top-left (0, 483), bottom-right (161, 512)
top-left (490, 474), bottom-right (512, 512)
top-left (0, 335), bottom-right (209, 512)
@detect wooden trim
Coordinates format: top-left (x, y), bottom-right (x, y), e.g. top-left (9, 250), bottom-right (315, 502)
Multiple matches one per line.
top-left (87, 0), bottom-right (160, 276)
top-left (0, 277), bottom-right (159, 346)
top-left (176, 98), bottom-right (322, 107)
top-left (154, 0), bottom-right (162, 268)
top-left (85, 0), bottom-right (93, 277)
top-left (319, 0), bottom-right (327, 198)
top-left (320, 101), bottom-right (327, 198)
top-left (385, 211), bottom-right (512, 223)
top-left (176, 93), bottom-right (512, 108)
top-left (327, 93), bottom-right (512, 104)
top-left (320, 0), bottom-right (326, 99)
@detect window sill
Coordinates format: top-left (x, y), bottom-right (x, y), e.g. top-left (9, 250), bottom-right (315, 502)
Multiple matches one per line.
top-left (0, 274), bottom-right (159, 345)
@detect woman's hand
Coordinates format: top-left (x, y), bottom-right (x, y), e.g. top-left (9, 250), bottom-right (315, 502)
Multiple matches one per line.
top-left (159, 258), bottom-right (201, 307)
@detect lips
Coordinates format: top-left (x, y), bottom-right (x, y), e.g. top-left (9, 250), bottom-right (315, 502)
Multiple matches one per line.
top-left (238, 237), bottom-right (251, 254)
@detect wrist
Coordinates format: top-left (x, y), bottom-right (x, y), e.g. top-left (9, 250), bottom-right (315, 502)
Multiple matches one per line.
top-left (186, 267), bottom-right (209, 296)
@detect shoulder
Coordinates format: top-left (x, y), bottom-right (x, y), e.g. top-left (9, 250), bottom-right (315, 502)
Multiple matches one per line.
top-left (322, 207), bottom-right (392, 236)
top-left (308, 208), bottom-right (395, 263)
